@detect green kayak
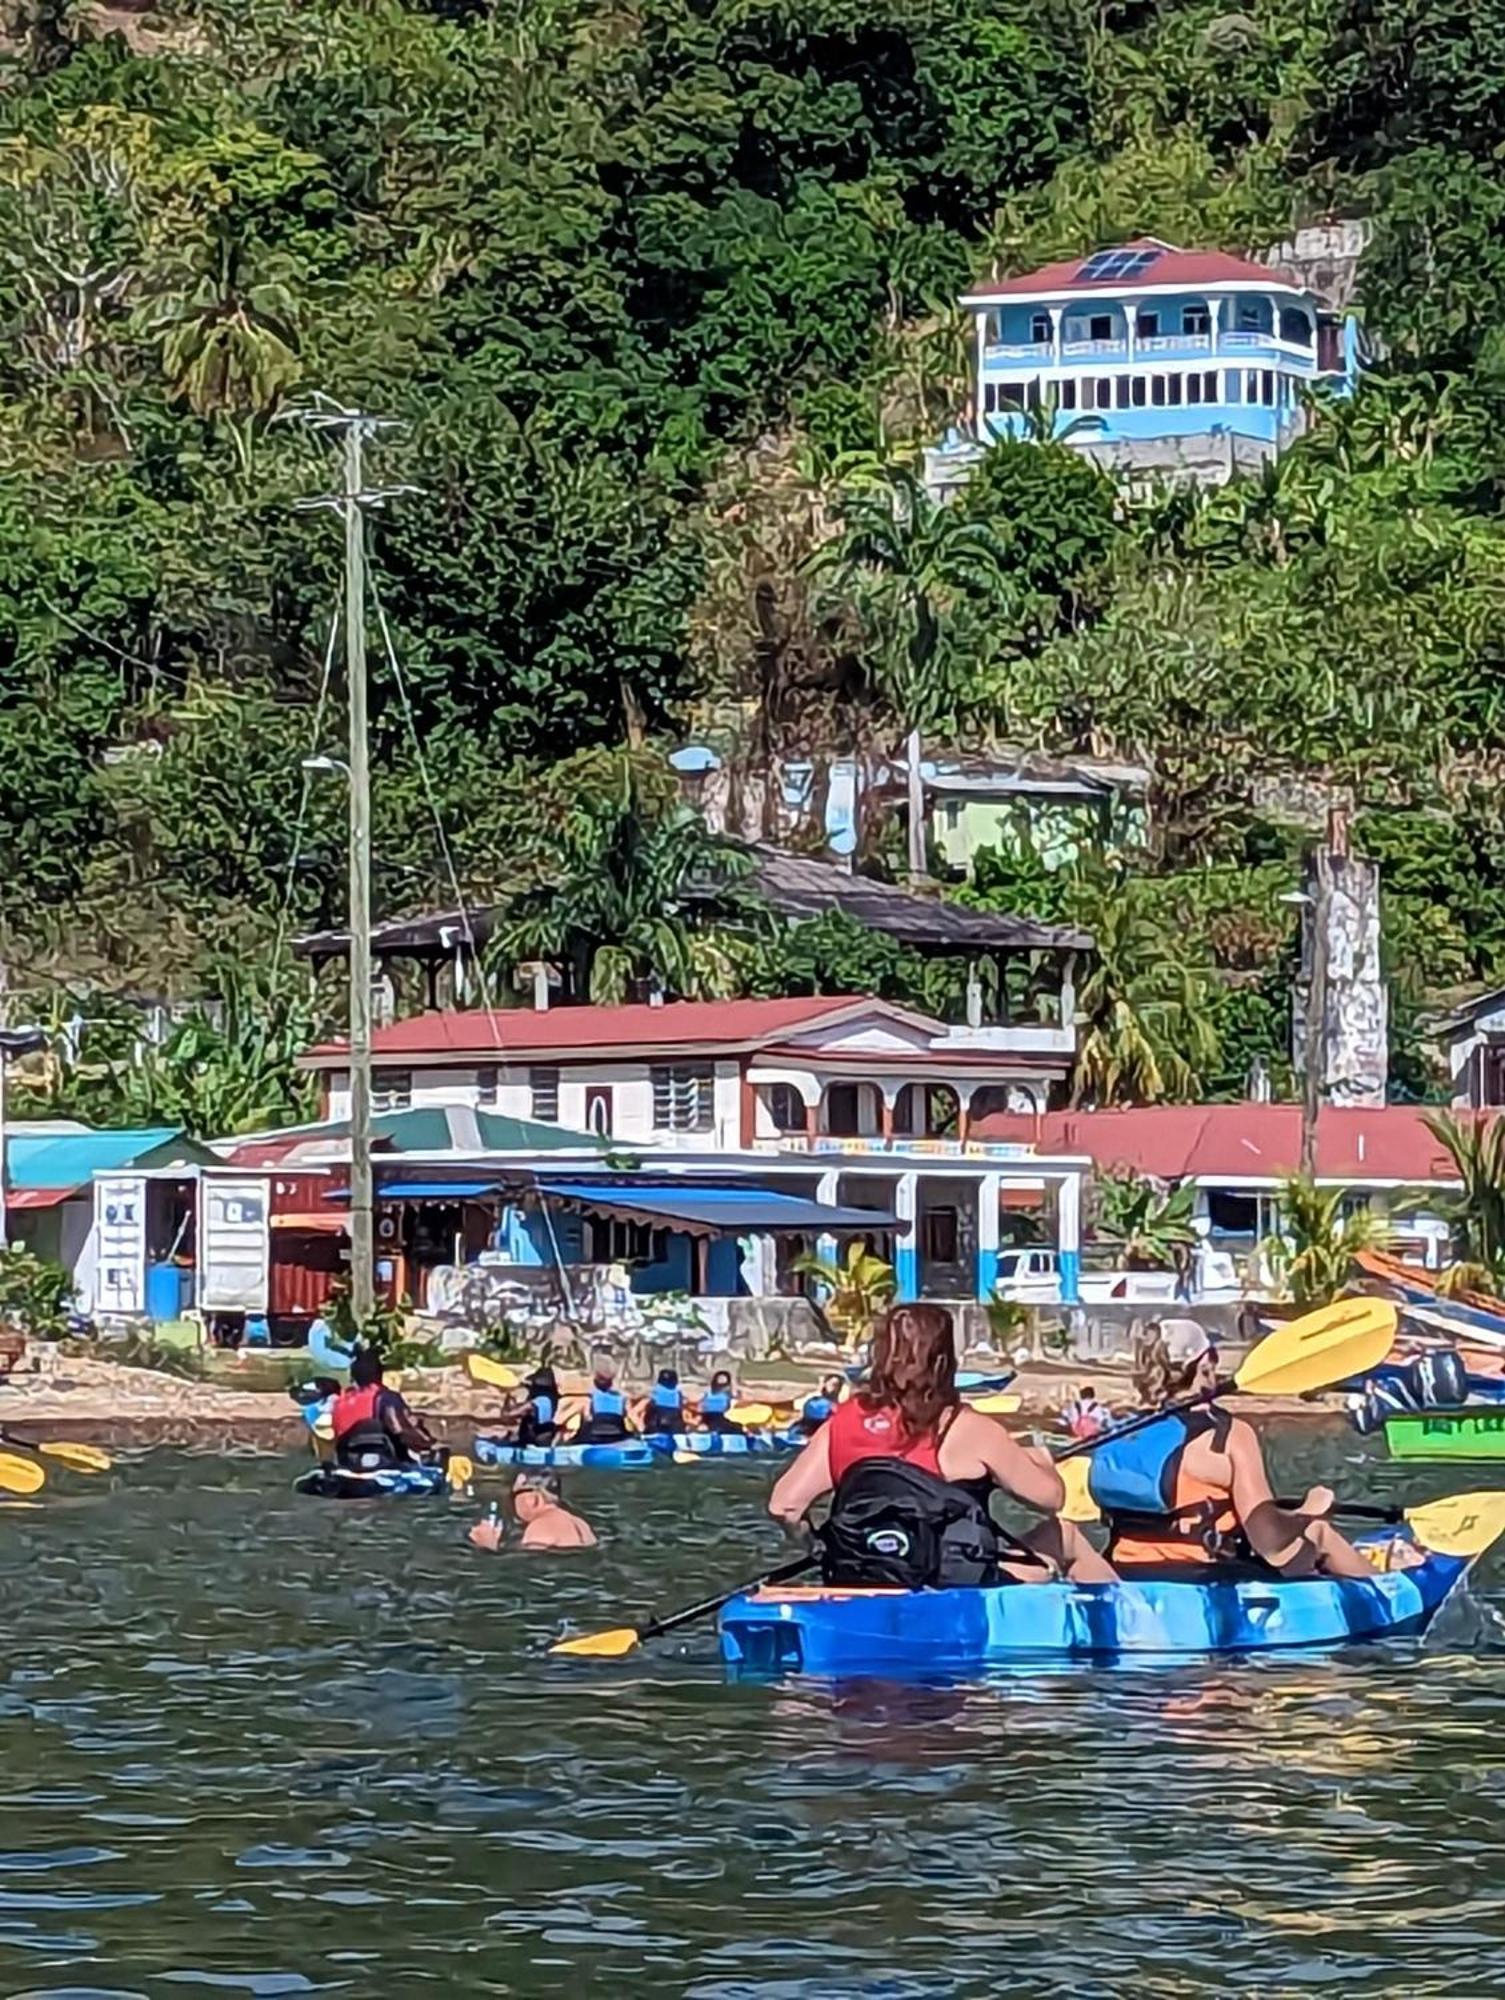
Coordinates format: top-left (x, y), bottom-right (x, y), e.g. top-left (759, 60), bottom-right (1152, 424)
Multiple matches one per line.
top-left (1387, 1410), bottom-right (1505, 1460)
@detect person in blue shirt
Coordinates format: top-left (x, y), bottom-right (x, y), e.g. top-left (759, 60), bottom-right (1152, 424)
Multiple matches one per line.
top-left (641, 1367), bottom-right (686, 1438)
top-left (511, 1367), bottom-right (561, 1448)
top-left (574, 1358), bottom-right (636, 1444)
top-left (796, 1372), bottom-right (847, 1437)
top-left (699, 1369), bottom-right (743, 1436)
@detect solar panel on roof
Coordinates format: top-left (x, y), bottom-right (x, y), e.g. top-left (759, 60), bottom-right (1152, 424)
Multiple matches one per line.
top-left (1077, 247), bottom-right (1162, 283)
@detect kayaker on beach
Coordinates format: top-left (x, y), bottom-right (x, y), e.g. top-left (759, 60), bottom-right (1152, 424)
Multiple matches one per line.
top-left (699, 1369), bottom-right (744, 1435)
top-left (331, 1348), bottom-right (435, 1471)
top-left (573, 1357), bottom-right (636, 1444)
top-left (768, 1303), bottom-right (1117, 1588)
top-left (1090, 1318), bottom-right (1383, 1578)
top-left (796, 1373), bottom-right (847, 1436)
top-left (507, 1367), bottom-right (562, 1448)
top-left (1061, 1383), bottom-right (1113, 1441)
top-left (469, 1474), bottom-right (598, 1552)
top-left (639, 1367), bottom-right (686, 1437)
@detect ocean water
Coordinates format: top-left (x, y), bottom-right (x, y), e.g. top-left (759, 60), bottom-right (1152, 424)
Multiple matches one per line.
top-left (2, 1430), bottom-right (1503, 1997)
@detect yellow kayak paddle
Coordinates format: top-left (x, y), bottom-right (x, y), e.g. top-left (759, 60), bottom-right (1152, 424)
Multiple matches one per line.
top-left (465, 1353), bottom-right (522, 1392)
top-left (552, 1552), bottom-right (816, 1659)
top-left (0, 1452), bottom-right (46, 1496)
top-left (0, 1432), bottom-right (112, 1474)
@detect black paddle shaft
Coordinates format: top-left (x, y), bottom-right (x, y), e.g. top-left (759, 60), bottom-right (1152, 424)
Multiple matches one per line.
top-left (1054, 1384), bottom-right (1224, 1465)
top-left (639, 1552), bottom-right (817, 1643)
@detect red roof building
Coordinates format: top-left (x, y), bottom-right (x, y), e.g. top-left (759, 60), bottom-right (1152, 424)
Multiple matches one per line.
top-left (971, 1103), bottom-right (1461, 1188)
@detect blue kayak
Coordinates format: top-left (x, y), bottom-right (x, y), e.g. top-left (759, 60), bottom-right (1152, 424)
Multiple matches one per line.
top-left (295, 1461), bottom-right (449, 1500)
top-left (473, 1430), bottom-right (802, 1471)
top-left (719, 1544), bottom-right (1472, 1677)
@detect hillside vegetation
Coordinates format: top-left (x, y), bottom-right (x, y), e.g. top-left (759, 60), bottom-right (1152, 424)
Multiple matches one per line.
top-left (1, 0), bottom-right (1502, 1112)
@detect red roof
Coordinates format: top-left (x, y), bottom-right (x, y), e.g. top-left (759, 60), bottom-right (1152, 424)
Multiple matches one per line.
top-left (305, 996), bottom-right (908, 1066)
top-left (964, 239), bottom-right (1294, 302)
top-left (970, 1104), bottom-right (1462, 1185)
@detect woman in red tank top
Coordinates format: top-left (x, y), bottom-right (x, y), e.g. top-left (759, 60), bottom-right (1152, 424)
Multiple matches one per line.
top-left (769, 1305), bottom-right (1115, 1584)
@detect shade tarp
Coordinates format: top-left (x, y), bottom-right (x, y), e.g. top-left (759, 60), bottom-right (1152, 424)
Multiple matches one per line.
top-left (533, 1181), bottom-right (903, 1237)
top-left (325, 1179), bottom-right (501, 1202)
top-left (2, 1185), bottom-right (78, 1210)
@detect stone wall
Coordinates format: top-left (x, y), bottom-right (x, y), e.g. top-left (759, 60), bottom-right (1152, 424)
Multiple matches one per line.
top-left (1292, 848), bottom-right (1388, 1107)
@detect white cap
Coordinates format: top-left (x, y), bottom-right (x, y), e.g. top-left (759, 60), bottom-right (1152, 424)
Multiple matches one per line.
top-left (1160, 1318), bottom-right (1215, 1366)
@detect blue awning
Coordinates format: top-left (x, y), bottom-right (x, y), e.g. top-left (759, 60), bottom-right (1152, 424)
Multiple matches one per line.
top-left (532, 1181), bottom-right (903, 1237)
top-left (326, 1180), bottom-right (501, 1201)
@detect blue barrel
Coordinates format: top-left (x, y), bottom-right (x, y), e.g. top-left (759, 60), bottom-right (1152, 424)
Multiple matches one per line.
top-left (146, 1262), bottom-right (185, 1322)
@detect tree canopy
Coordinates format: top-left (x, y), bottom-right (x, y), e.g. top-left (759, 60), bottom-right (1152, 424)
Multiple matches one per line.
top-left (2, 0), bottom-right (1503, 1108)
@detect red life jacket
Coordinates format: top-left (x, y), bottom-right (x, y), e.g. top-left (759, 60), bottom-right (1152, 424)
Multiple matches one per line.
top-left (332, 1381), bottom-right (382, 1442)
top-left (826, 1396), bottom-right (943, 1484)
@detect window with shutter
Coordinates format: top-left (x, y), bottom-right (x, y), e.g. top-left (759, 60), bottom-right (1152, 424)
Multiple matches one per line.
top-left (529, 1066), bottom-right (560, 1121)
top-left (650, 1065), bottom-right (714, 1132)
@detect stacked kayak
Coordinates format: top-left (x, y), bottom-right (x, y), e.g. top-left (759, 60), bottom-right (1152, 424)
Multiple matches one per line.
top-left (295, 1459), bottom-right (450, 1500)
top-left (1387, 1410), bottom-right (1505, 1460)
top-left (474, 1429), bottom-right (801, 1471)
top-left (720, 1542), bottom-right (1476, 1677)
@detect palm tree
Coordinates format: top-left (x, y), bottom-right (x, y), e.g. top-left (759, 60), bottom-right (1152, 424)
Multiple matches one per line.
top-left (493, 749), bottom-right (756, 1004)
top-left (1066, 869), bottom-right (1219, 1106)
top-left (1093, 1168), bottom-right (1198, 1270)
top-left (1266, 1177), bottom-right (1391, 1308)
top-left (1423, 1111), bottom-right (1505, 1289)
top-left (805, 460), bottom-right (1009, 880)
top-left (152, 245), bottom-right (300, 472)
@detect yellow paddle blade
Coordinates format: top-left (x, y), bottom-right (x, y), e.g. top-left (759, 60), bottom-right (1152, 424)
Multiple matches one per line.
top-left (0, 1452), bottom-right (45, 1496)
top-left (447, 1454), bottom-right (475, 1490)
top-left (35, 1441), bottom-right (112, 1473)
top-left (727, 1402), bottom-right (774, 1428)
top-left (970, 1392), bottom-right (1022, 1415)
top-left (1058, 1455), bottom-right (1099, 1523)
top-left (1233, 1297), bottom-right (1397, 1398)
top-left (672, 1451), bottom-right (701, 1465)
top-left (1405, 1490), bottom-right (1505, 1559)
top-left (465, 1353), bottom-right (521, 1392)
top-left (313, 1412), bottom-right (334, 1441)
top-left (550, 1626), bottom-right (641, 1658)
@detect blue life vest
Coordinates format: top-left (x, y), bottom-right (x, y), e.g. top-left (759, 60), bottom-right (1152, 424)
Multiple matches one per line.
top-left (1087, 1407), bottom-right (1236, 1554)
top-left (701, 1389), bottom-right (731, 1417)
top-left (802, 1395), bottom-right (834, 1426)
top-left (532, 1393), bottom-right (556, 1426)
top-left (591, 1385), bottom-right (626, 1418)
top-left (650, 1384), bottom-right (683, 1413)
top-left (1087, 1413), bottom-right (1190, 1514)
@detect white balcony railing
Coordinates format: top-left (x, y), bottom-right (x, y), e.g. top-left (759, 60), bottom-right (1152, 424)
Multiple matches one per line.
top-left (1137, 332), bottom-right (1211, 354)
top-left (1061, 338), bottom-right (1127, 358)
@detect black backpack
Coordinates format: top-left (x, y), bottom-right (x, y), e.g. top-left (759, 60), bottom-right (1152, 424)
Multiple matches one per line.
top-left (819, 1458), bottom-right (1003, 1590)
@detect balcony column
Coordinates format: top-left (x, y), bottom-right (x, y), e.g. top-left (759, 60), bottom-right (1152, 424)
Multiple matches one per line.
top-left (1209, 295), bottom-right (1224, 361)
top-left (956, 1084), bottom-right (975, 1144)
top-left (976, 1171), bottom-right (1001, 1301)
top-left (879, 1082), bottom-right (899, 1144)
top-left (1050, 304), bottom-right (1064, 372)
top-left (815, 1168), bottom-right (840, 1271)
top-left (894, 1171), bottom-right (919, 1302)
top-left (974, 308), bottom-right (988, 437)
top-left (1061, 951), bottom-right (1077, 1035)
top-left (1123, 297), bottom-right (1139, 364)
top-left (1056, 1169), bottom-right (1082, 1306)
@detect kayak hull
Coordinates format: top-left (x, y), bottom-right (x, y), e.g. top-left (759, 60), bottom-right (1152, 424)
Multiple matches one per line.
top-left (295, 1461), bottom-right (449, 1500)
top-left (1386, 1411), bottom-right (1505, 1459)
top-left (719, 1550), bottom-right (1469, 1677)
top-left (473, 1430), bottom-right (800, 1471)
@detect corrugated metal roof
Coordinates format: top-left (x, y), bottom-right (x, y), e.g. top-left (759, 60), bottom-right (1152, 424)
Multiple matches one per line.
top-left (5, 1126), bottom-right (206, 1191)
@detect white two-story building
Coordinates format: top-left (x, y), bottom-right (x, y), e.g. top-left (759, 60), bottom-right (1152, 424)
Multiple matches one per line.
top-left (298, 996), bottom-right (1092, 1306)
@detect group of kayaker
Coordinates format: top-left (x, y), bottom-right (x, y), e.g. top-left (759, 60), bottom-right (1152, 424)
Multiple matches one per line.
top-left (768, 1305), bottom-right (1391, 1587)
top-left (323, 1300), bottom-right (1399, 1589)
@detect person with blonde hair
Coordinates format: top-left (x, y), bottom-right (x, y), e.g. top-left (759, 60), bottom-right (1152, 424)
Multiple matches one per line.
top-left (1089, 1317), bottom-right (1376, 1577)
top-left (769, 1303), bottom-right (1115, 1588)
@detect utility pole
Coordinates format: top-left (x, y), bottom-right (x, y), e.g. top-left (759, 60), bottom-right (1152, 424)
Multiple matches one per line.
top-left (342, 420), bottom-right (375, 1322)
top-left (285, 398), bottom-right (409, 1324)
top-left (1300, 850), bottom-right (1328, 1184)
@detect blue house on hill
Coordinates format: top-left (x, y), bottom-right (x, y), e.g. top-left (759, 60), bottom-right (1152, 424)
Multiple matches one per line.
top-left (928, 237), bottom-right (1360, 492)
